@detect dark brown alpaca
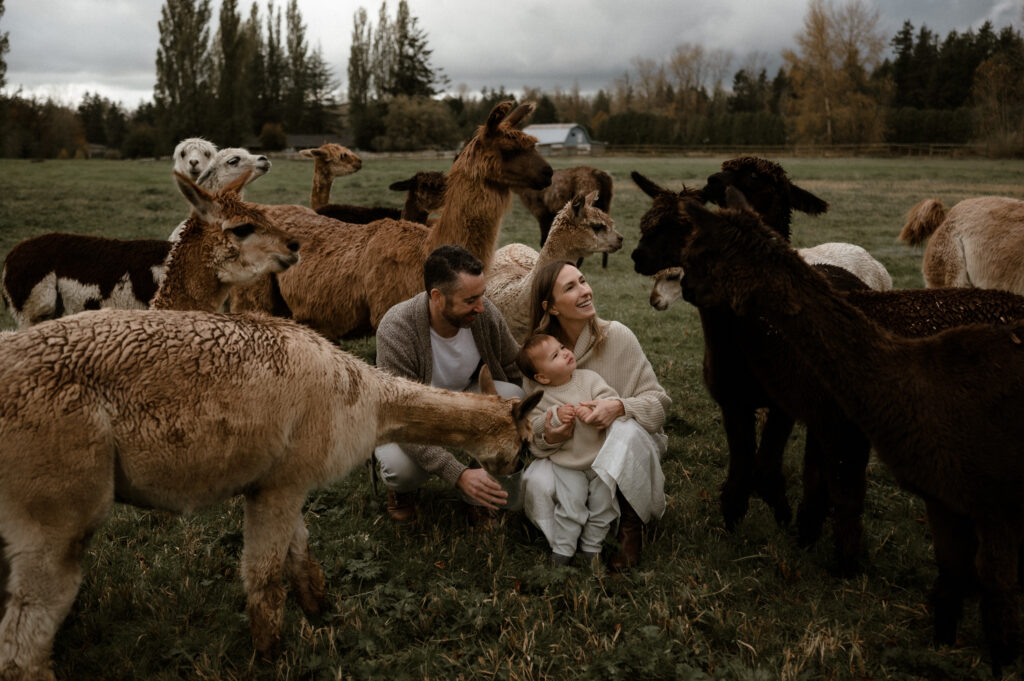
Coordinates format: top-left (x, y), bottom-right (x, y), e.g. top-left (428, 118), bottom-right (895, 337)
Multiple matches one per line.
top-left (230, 101), bottom-right (552, 340)
top-left (644, 196), bottom-right (1024, 674)
top-left (514, 165), bottom-right (613, 266)
top-left (632, 170), bottom-right (1024, 576)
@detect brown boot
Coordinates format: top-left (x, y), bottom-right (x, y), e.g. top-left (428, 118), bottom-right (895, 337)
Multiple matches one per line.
top-left (386, 490), bottom-right (417, 523)
top-left (609, 495), bottom-right (643, 571)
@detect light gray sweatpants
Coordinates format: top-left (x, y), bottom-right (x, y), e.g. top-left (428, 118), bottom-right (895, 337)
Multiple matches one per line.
top-left (550, 464), bottom-right (616, 558)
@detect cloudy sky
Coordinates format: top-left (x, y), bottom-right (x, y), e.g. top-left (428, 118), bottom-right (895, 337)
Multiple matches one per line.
top-left (3, 0), bottom-right (1021, 109)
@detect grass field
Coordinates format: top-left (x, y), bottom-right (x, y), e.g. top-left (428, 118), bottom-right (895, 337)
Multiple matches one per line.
top-left (1, 153), bottom-right (1024, 680)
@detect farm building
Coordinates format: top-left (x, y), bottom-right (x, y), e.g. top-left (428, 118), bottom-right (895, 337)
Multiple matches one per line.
top-left (522, 123), bottom-right (605, 154)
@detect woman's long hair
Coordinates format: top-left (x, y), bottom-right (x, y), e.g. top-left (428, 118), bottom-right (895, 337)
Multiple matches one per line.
top-left (527, 260), bottom-right (606, 351)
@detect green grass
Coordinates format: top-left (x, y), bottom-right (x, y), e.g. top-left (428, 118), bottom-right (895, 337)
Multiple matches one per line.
top-left (1, 154), bottom-right (1023, 680)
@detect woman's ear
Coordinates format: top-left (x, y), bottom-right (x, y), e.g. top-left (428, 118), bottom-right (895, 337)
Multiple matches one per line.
top-left (542, 300), bottom-right (556, 316)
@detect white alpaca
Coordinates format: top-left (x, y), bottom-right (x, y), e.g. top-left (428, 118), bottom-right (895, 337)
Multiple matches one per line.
top-left (486, 191), bottom-right (623, 340)
top-left (0, 309), bottom-right (542, 680)
top-left (172, 137), bottom-right (218, 182)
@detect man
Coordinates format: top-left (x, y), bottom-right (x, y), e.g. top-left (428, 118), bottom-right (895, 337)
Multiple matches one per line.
top-left (374, 244), bottom-right (525, 524)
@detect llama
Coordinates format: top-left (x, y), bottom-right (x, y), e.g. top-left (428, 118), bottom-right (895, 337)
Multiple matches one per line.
top-left (648, 244), bottom-right (891, 311)
top-left (169, 147), bottom-right (272, 241)
top-left (0, 309), bottom-right (543, 680)
top-left (172, 137), bottom-right (217, 182)
top-left (486, 190), bottom-right (623, 340)
top-left (899, 196), bottom-right (1024, 295)
top-left (514, 165), bottom-right (613, 267)
top-left (2, 173), bottom-right (296, 328)
top-left (230, 100), bottom-right (553, 340)
top-left (632, 171), bottom-right (1024, 576)
top-left (644, 196), bottom-right (1024, 674)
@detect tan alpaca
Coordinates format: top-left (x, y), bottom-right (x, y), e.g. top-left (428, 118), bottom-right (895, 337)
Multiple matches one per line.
top-left (486, 190), bottom-right (623, 340)
top-left (900, 196), bottom-right (1024, 294)
top-left (299, 143), bottom-right (363, 210)
top-left (0, 309), bottom-right (542, 680)
top-left (230, 101), bottom-right (553, 340)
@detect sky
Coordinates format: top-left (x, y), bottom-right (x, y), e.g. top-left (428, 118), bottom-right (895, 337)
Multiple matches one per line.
top-left (3, 0), bottom-right (1021, 110)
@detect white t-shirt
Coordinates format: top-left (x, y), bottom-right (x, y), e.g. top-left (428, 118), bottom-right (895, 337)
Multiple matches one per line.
top-left (429, 326), bottom-right (481, 391)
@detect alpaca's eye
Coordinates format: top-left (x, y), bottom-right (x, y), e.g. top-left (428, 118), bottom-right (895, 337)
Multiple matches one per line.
top-left (179, 150), bottom-right (185, 158)
top-left (229, 224), bottom-right (256, 239)
top-left (590, 223), bottom-right (605, 233)
top-left (227, 156), bottom-right (240, 166)
top-left (205, 151), bottom-right (212, 158)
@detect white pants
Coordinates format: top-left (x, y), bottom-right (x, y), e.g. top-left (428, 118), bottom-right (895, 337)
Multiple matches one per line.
top-left (376, 379), bottom-right (525, 493)
top-left (550, 465), bottom-right (616, 557)
top-left (523, 419), bottom-right (667, 550)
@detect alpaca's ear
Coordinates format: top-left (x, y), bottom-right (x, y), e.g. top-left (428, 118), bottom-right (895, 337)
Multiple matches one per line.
top-left (584, 189), bottom-right (600, 209)
top-left (515, 390), bottom-right (545, 421)
top-left (631, 171), bottom-right (667, 199)
top-left (680, 198), bottom-right (718, 231)
top-left (723, 186), bottom-right (754, 211)
top-left (485, 100), bottom-right (516, 133)
top-left (503, 102), bottom-right (535, 129)
top-left (570, 192), bottom-right (587, 218)
top-left (174, 171), bottom-right (219, 221)
top-left (389, 177), bottom-right (414, 191)
top-left (790, 184), bottom-right (829, 215)
top-left (478, 364), bottom-right (496, 394)
top-left (221, 170), bottom-right (253, 195)
top-left (298, 148), bottom-right (316, 159)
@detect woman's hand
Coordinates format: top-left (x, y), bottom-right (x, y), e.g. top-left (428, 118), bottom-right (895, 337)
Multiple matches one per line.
top-left (543, 408), bottom-right (575, 444)
top-left (577, 399), bottom-right (626, 430)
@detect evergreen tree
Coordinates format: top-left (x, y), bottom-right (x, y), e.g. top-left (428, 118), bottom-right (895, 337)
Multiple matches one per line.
top-left (154, 0), bottom-right (214, 145)
top-left (244, 2), bottom-right (266, 135)
top-left (348, 7), bottom-right (371, 112)
top-left (77, 92), bottom-right (108, 145)
top-left (304, 45), bottom-right (337, 132)
top-left (283, 0), bottom-right (307, 131)
top-left (213, 0), bottom-right (251, 145)
top-left (0, 0), bottom-right (8, 90)
top-left (263, 1), bottom-right (285, 126)
top-left (390, 0), bottom-right (448, 97)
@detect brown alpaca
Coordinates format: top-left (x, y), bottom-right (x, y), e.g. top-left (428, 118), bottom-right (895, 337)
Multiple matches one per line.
top-left (299, 143), bottom-right (363, 210)
top-left (0, 309), bottom-right (542, 680)
top-left (657, 197), bottom-right (1024, 674)
top-left (900, 196), bottom-right (1024, 294)
top-left (387, 171), bottom-right (447, 223)
top-left (231, 101), bottom-right (553, 340)
top-left (486, 190), bottom-right (623, 340)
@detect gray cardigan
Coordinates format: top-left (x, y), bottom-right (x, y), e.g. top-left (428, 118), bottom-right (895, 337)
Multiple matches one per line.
top-left (375, 291), bottom-right (522, 485)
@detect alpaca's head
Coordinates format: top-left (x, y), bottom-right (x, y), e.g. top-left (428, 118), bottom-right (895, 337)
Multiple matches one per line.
top-left (471, 366), bottom-right (545, 476)
top-left (453, 100), bottom-right (553, 192)
top-left (299, 143), bottom-right (362, 178)
top-left (173, 137), bottom-right (217, 182)
top-left (173, 172), bottom-right (301, 284)
top-left (702, 156), bottom-right (828, 240)
top-left (389, 171), bottom-right (447, 215)
top-left (197, 148), bottom-right (271, 191)
top-left (548, 190), bottom-right (623, 259)
top-left (650, 267), bottom-right (685, 311)
top-left (629, 171), bottom-right (703, 276)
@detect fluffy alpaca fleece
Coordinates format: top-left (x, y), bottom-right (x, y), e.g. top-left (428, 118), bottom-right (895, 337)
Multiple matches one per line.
top-left (486, 190), bottom-right (622, 340)
top-left (0, 309), bottom-right (542, 680)
top-left (513, 165), bottom-right (613, 246)
top-left (900, 196), bottom-right (1024, 294)
top-left (230, 100), bottom-right (553, 340)
top-left (2, 173), bottom-right (295, 328)
top-left (654, 198), bottom-right (1024, 674)
top-left (172, 137), bottom-right (217, 182)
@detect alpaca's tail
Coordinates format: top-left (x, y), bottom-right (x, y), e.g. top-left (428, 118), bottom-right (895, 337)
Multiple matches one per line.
top-left (899, 199), bottom-right (946, 246)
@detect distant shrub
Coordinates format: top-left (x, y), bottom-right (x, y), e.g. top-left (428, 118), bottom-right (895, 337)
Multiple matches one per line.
top-left (260, 123), bottom-right (287, 151)
top-left (371, 96), bottom-right (459, 151)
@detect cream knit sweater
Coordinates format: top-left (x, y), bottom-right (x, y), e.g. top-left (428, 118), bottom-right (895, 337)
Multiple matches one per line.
top-left (529, 368), bottom-right (620, 470)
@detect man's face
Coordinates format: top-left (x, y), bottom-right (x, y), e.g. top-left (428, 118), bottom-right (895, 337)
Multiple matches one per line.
top-left (437, 271), bottom-right (487, 329)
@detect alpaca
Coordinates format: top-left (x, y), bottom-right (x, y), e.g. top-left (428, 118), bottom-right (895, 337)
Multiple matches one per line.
top-left (514, 165), bottom-right (613, 267)
top-left (486, 190), bottom-right (623, 340)
top-left (648, 244), bottom-right (891, 311)
top-left (0, 309), bottom-right (543, 680)
top-left (2, 173), bottom-right (296, 328)
top-left (299, 143), bottom-right (363, 210)
top-left (643, 196), bottom-right (1024, 674)
top-left (230, 100), bottom-right (553, 340)
top-left (168, 147), bottom-right (272, 241)
top-left (899, 196), bottom-right (1024, 294)
top-left (388, 171), bottom-right (447, 223)
top-left (172, 137), bottom-right (217, 182)
top-left (632, 172), bottom-right (1024, 576)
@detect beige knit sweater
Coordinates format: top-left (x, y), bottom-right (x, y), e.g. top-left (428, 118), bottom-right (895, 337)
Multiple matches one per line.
top-left (529, 368), bottom-right (620, 470)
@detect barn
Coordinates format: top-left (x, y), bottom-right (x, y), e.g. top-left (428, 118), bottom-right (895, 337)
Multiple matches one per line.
top-left (521, 123), bottom-right (605, 154)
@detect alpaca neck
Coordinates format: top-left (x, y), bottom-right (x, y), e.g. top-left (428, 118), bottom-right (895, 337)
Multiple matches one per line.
top-left (151, 220), bottom-right (229, 312)
top-left (376, 374), bottom-right (508, 449)
top-left (402, 195), bottom-right (428, 223)
top-left (427, 167), bottom-right (511, 271)
top-left (536, 225), bottom-right (585, 268)
top-left (310, 164), bottom-right (333, 210)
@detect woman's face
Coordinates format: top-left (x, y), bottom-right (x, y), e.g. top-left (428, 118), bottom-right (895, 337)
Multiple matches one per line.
top-left (546, 264), bottom-right (595, 323)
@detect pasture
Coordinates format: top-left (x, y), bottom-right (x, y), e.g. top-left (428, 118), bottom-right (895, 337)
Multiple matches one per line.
top-left (1, 153), bottom-right (1023, 680)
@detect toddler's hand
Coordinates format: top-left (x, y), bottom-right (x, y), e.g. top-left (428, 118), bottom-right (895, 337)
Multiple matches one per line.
top-left (555, 404), bottom-right (576, 423)
top-left (574, 403), bottom-right (594, 420)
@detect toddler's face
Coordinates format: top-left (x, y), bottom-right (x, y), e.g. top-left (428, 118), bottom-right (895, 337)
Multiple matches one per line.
top-left (531, 336), bottom-right (576, 385)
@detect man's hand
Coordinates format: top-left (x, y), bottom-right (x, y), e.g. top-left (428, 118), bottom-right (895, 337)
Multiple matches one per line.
top-left (457, 468), bottom-right (507, 509)
top-left (543, 408), bottom-right (575, 444)
top-left (577, 399), bottom-right (626, 430)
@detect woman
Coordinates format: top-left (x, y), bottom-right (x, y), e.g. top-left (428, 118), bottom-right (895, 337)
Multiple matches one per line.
top-left (521, 261), bottom-right (671, 569)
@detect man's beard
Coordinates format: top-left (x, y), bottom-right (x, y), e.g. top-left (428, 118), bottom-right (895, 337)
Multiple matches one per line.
top-left (442, 301), bottom-right (476, 329)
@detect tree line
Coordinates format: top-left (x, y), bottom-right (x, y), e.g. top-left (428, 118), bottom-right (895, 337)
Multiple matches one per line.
top-left (0, 0), bottom-right (1022, 159)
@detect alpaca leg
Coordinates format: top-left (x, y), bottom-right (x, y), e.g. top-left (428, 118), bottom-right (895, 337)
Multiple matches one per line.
top-left (924, 500), bottom-right (975, 648)
top-left (283, 515), bottom-right (327, 619)
top-left (796, 432), bottom-right (829, 548)
top-left (975, 523), bottom-right (1020, 674)
top-left (752, 408), bottom-right (794, 527)
top-left (0, 528), bottom-right (91, 681)
top-left (242, 489), bottom-right (305, 660)
top-left (718, 405), bottom-right (758, 531)
top-left (825, 428), bottom-right (870, 577)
